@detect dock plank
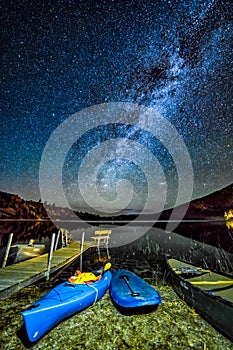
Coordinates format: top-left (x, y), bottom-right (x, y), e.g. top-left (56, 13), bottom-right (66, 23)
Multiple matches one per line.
top-left (0, 240), bottom-right (92, 300)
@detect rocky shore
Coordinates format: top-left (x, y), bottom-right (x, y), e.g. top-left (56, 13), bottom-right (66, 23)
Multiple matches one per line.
top-left (0, 248), bottom-right (232, 350)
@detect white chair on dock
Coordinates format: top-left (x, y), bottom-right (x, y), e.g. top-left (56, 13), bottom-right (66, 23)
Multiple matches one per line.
top-left (91, 230), bottom-right (111, 260)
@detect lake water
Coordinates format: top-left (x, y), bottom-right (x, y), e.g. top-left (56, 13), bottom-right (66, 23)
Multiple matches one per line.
top-left (0, 219), bottom-right (232, 273)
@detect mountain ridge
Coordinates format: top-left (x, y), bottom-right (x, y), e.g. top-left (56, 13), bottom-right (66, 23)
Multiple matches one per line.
top-left (0, 183), bottom-right (232, 221)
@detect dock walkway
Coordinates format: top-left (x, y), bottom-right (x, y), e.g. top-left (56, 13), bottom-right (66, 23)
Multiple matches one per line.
top-left (0, 240), bottom-right (92, 300)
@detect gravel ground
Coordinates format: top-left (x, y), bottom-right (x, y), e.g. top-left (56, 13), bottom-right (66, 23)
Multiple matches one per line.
top-left (0, 277), bottom-right (233, 350)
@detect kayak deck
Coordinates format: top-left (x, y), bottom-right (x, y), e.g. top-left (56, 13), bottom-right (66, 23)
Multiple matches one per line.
top-left (22, 270), bottom-right (112, 342)
top-left (110, 269), bottom-right (162, 311)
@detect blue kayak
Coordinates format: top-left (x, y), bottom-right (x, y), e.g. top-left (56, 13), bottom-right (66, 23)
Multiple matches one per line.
top-left (110, 269), bottom-right (161, 311)
top-left (21, 270), bottom-right (112, 342)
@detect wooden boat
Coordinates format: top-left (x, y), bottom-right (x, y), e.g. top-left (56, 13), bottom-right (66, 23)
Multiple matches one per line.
top-left (165, 256), bottom-right (233, 341)
top-left (21, 269), bottom-right (112, 342)
top-left (18, 243), bottom-right (45, 257)
top-left (13, 240), bottom-right (45, 263)
top-left (110, 269), bottom-right (161, 314)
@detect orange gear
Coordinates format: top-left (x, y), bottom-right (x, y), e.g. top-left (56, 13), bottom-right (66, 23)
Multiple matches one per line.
top-left (68, 272), bottom-right (102, 284)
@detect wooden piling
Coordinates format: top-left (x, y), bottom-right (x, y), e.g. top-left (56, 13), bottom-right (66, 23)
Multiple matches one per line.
top-left (54, 230), bottom-right (61, 250)
top-left (2, 233), bottom-right (14, 268)
top-left (80, 231), bottom-right (85, 271)
top-left (45, 233), bottom-right (56, 280)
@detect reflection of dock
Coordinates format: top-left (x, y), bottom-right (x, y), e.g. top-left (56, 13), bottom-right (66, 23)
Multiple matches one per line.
top-left (0, 240), bottom-right (92, 300)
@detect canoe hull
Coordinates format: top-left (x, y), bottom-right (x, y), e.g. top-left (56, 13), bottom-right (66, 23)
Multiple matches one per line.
top-left (165, 257), bottom-right (233, 342)
top-left (22, 270), bottom-right (111, 342)
top-left (110, 269), bottom-right (161, 312)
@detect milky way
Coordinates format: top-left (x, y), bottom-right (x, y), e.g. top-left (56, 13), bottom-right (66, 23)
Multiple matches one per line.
top-left (1, 0), bottom-right (233, 214)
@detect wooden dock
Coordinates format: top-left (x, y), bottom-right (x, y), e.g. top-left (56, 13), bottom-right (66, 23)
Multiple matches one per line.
top-left (0, 240), bottom-right (92, 300)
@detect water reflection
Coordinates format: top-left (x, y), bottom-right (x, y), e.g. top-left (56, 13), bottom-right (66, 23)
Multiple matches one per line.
top-left (0, 219), bottom-right (232, 251)
top-left (174, 220), bottom-right (233, 253)
top-left (0, 220), bottom-right (57, 247)
top-left (0, 219), bottom-right (232, 272)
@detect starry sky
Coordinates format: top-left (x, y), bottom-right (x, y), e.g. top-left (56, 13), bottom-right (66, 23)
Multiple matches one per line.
top-left (1, 0), bottom-right (233, 214)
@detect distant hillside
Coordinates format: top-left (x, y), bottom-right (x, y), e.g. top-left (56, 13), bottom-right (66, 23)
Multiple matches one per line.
top-left (182, 183), bottom-right (233, 219)
top-left (0, 192), bottom-right (45, 219)
top-left (158, 183), bottom-right (232, 221)
top-left (0, 191), bottom-right (76, 220)
top-left (188, 183), bottom-right (233, 216)
top-left (0, 183), bottom-right (232, 221)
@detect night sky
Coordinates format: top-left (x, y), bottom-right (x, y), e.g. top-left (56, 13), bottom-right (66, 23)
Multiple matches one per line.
top-left (1, 0), bottom-right (233, 215)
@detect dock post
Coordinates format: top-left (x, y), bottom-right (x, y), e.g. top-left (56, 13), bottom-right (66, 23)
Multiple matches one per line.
top-left (45, 233), bottom-right (56, 280)
top-left (61, 229), bottom-right (64, 248)
top-left (61, 229), bottom-right (67, 247)
top-left (2, 232), bottom-right (14, 268)
top-left (80, 231), bottom-right (85, 272)
top-left (54, 230), bottom-right (61, 250)
top-left (65, 230), bottom-right (68, 246)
